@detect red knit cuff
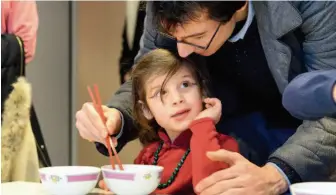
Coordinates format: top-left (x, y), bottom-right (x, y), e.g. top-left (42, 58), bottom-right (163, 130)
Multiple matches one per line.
top-left (188, 117), bottom-right (216, 135)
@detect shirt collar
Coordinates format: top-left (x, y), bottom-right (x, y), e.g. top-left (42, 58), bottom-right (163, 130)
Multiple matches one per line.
top-left (158, 129), bottom-right (191, 149)
top-left (228, 1), bottom-right (255, 42)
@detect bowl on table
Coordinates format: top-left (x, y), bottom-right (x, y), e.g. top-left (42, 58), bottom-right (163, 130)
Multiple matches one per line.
top-left (290, 182), bottom-right (336, 195)
top-left (101, 164), bottom-right (164, 195)
top-left (39, 166), bottom-right (100, 195)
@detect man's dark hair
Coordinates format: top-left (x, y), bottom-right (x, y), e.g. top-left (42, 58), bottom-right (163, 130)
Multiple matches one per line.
top-left (152, 1), bottom-right (246, 32)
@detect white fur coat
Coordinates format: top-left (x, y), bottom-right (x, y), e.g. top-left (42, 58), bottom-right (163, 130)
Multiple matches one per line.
top-left (1, 77), bottom-right (40, 182)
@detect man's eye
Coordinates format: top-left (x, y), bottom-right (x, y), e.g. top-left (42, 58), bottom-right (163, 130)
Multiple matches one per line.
top-left (194, 36), bottom-right (204, 40)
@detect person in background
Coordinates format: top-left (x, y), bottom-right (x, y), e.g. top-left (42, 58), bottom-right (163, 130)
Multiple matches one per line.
top-left (119, 1), bottom-right (146, 84)
top-left (2, 0), bottom-right (52, 169)
top-left (1, 0), bottom-right (38, 64)
top-left (1, 0), bottom-right (47, 182)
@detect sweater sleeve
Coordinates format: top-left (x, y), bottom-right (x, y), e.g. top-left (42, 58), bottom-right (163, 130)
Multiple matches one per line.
top-left (7, 1), bottom-right (38, 64)
top-left (283, 70), bottom-right (336, 120)
top-left (189, 118), bottom-right (239, 191)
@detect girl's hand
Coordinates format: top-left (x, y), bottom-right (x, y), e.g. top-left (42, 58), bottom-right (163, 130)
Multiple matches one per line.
top-left (194, 98), bottom-right (222, 124)
top-left (98, 179), bottom-right (110, 191)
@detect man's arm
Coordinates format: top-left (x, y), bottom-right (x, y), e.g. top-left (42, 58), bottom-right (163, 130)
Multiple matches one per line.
top-left (270, 1), bottom-right (336, 183)
top-left (7, 1), bottom-right (38, 64)
top-left (283, 70), bottom-right (336, 120)
top-left (269, 117), bottom-right (336, 181)
top-left (97, 2), bottom-right (159, 153)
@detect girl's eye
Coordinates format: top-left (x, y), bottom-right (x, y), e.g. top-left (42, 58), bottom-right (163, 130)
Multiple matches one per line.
top-left (154, 90), bottom-right (166, 97)
top-left (181, 81), bottom-right (190, 88)
top-left (181, 81), bottom-right (196, 88)
top-left (160, 90), bottom-right (167, 96)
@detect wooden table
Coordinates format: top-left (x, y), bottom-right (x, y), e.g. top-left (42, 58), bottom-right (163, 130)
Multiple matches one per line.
top-left (1, 181), bottom-right (113, 195)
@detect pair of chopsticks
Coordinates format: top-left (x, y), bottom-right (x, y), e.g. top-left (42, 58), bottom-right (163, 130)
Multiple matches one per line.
top-left (87, 84), bottom-right (124, 170)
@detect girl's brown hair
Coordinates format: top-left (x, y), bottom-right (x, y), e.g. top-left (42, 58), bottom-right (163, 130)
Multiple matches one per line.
top-left (131, 49), bottom-right (211, 146)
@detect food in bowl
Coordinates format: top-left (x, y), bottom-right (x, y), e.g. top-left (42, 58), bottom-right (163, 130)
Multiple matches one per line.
top-left (101, 164), bottom-right (164, 195)
top-left (290, 182), bottom-right (336, 195)
top-left (39, 166), bottom-right (100, 195)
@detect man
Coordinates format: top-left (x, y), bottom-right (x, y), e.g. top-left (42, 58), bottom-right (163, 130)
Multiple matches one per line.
top-left (76, 1), bottom-right (336, 194)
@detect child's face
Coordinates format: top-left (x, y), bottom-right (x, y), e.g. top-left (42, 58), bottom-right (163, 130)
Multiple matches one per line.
top-left (144, 65), bottom-right (203, 139)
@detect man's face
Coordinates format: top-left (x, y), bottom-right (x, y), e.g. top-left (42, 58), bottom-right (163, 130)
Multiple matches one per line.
top-left (170, 13), bottom-right (237, 58)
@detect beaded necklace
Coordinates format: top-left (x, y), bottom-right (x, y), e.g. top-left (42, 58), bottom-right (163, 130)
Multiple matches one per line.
top-left (152, 141), bottom-right (190, 189)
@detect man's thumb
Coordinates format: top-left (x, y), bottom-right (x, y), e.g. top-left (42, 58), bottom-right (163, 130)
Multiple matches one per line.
top-left (206, 149), bottom-right (243, 166)
top-left (106, 117), bottom-right (117, 135)
top-left (105, 109), bottom-right (121, 135)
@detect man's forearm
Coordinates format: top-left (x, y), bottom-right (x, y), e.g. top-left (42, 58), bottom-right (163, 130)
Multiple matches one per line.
top-left (263, 163), bottom-right (290, 194)
top-left (269, 117), bottom-right (336, 183)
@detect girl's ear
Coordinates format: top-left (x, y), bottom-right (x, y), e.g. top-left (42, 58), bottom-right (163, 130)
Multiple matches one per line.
top-left (138, 100), bottom-right (153, 120)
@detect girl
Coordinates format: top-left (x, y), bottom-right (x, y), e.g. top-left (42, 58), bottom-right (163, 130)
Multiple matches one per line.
top-left (101, 49), bottom-right (239, 194)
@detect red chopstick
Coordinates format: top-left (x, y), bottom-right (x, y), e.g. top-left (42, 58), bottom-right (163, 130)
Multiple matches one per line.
top-left (87, 85), bottom-right (124, 170)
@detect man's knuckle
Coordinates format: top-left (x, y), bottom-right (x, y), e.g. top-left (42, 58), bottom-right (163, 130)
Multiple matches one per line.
top-left (75, 111), bottom-right (82, 119)
top-left (83, 102), bottom-right (90, 110)
top-left (75, 121), bottom-right (80, 129)
top-left (232, 152), bottom-right (242, 159)
top-left (212, 171), bottom-right (224, 181)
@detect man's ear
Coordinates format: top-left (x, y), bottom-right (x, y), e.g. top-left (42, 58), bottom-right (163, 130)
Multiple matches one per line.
top-left (138, 100), bottom-right (153, 120)
top-left (233, 1), bottom-right (248, 21)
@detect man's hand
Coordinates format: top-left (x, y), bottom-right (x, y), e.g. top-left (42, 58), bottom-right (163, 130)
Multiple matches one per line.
top-left (75, 103), bottom-right (121, 145)
top-left (195, 98), bottom-right (222, 124)
top-left (195, 149), bottom-right (288, 195)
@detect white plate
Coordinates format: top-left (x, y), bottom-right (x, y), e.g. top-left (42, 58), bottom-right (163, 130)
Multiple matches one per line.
top-left (1, 182), bottom-right (48, 195)
top-left (290, 182), bottom-right (336, 195)
top-left (1, 182), bottom-right (113, 195)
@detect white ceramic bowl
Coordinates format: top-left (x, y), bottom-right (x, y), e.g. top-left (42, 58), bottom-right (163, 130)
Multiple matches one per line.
top-left (290, 182), bottom-right (336, 195)
top-left (39, 166), bottom-right (100, 195)
top-left (101, 164), bottom-right (164, 195)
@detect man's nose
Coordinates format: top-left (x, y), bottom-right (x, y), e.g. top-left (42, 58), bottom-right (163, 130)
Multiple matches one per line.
top-left (177, 43), bottom-right (194, 58)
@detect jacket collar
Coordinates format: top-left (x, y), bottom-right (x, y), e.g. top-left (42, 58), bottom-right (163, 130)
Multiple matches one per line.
top-left (252, 1), bottom-right (302, 39)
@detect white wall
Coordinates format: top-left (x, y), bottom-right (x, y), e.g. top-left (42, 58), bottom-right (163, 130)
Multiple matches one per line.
top-left (26, 1), bottom-right (71, 166)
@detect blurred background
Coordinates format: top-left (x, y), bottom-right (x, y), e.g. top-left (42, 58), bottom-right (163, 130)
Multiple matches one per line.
top-left (26, 1), bottom-right (142, 167)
